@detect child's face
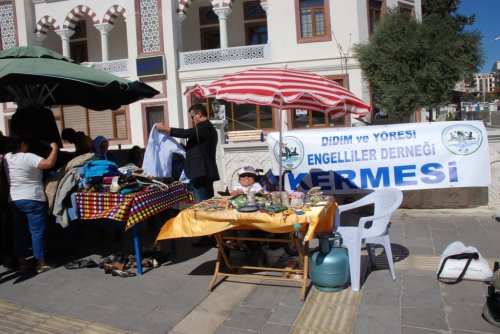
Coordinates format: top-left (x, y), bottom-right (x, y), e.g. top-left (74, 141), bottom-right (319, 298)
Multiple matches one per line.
top-left (239, 173), bottom-right (255, 187)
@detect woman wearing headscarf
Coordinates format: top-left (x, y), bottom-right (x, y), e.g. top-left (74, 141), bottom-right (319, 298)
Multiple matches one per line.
top-left (92, 136), bottom-right (118, 164)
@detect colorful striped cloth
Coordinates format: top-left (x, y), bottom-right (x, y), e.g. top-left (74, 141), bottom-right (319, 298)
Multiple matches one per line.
top-left (75, 181), bottom-right (192, 230)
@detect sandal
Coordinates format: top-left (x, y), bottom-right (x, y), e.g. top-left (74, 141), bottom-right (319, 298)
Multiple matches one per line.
top-left (65, 259), bottom-right (98, 270)
top-left (128, 255), bottom-right (158, 268)
top-left (141, 258), bottom-right (159, 268)
top-left (36, 265), bottom-right (53, 274)
top-left (103, 263), bottom-right (115, 274)
top-left (98, 257), bottom-right (112, 269)
top-left (108, 253), bottom-right (127, 270)
top-left (111, 269), bottom-right (136, 277)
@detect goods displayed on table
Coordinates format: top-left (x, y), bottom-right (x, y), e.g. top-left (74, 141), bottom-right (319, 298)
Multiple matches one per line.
top-left (307, 187), bottom-right (324, 205)
top-left (156, 188), bottom-right (335, 243)
top-left (51, 157), bottom-right (192, 277)
top-left (75, 181), bottom-right (191, 230)
top-left (212, 189), bottom-right (329, 216)
top-left (62, 159), bottom-right (192, 230)
top-left (79, 160), bottom-right (174, 195)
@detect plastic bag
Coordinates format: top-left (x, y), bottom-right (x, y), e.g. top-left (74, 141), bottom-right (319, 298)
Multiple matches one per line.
top-left (437, 241), bottom-right (492, 284)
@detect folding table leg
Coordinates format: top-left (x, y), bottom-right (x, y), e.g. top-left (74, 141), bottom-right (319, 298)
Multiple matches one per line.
top-left (214, 233), bottom-right (234, 269)
top-left (132, 224), bottom-right (143, 275)
top-left (208, 248), bottom-right (222, 291)
top-left (301, 241), bottom-right (310, 301)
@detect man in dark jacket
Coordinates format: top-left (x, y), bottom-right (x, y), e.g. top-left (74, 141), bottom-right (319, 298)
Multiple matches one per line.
top-left (156, 103), bottom-right (220, 201)
top-left (157, 104), bottom-right (220, 247)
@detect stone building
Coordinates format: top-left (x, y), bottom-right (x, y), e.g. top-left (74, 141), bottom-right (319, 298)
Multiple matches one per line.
top-left (0, 0), bottom-right (421, 190)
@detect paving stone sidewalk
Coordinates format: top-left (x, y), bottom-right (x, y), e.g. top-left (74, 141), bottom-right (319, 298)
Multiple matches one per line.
top-left (0, 209), bottom-right (499, 333)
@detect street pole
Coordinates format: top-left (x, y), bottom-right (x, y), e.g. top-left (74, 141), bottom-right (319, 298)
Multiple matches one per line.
top-left (483, 76), bottom-right (489, 124)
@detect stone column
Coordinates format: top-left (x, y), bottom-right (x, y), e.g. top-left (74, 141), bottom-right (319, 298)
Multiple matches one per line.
top-left (55, 29), bottom-right (75, 58)
top-left (162, 0), bottom-right (186, 129)
top-left (94, 23), bottom-right (114, 61)
top-left (213, 7), bottom-right (231, 49)
top-left (211, 119), bottom-right (228, 191)
top-left (176, 13), bottom-right (186, 52)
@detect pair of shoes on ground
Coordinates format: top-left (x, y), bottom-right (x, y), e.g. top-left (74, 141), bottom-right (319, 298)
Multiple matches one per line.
top-left (128, 255), bottom-right (158, 269)
top-left (99, 254), bottom-right (136, 277)
top-left (109, 268), bottom-right (136, 277)
top-left (101, 262), bottom-right (136, 277)
top-left (17, 258), bottom-right (53, 274)
top-left (64, 258), bottom-right (98, 270)
top-left (99, 253), bottom-right (128, 270)
top-left (35, 259), bottom-right (54, 274)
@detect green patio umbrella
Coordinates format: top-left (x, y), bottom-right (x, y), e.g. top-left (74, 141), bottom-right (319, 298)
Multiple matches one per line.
top-left (0, 46), bottom-right (159, 110)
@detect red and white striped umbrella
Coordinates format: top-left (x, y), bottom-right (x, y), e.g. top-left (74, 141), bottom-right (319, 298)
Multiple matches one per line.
top-left (185, 67), bottom-right (371, 189)
top-left (185, 67), bottom-right (371, 117)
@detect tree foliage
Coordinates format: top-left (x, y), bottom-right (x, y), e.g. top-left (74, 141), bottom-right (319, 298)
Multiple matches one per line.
top-left (353, 0), bottom-right (482, 121)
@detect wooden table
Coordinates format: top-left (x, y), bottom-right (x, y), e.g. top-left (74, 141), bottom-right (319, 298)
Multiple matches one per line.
top-left (157, 197), bottom-right (336, 300)
top-left (75, 181), bottom-right (192, 274)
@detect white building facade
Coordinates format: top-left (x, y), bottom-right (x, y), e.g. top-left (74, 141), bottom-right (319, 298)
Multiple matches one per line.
top-left (474, 73), bottom-right (496, 94)
top-left (0, 0), bottom-right (422, 189)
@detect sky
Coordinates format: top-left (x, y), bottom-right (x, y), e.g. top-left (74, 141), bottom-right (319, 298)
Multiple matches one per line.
top-left (458, 0), bottom-right (500, 73)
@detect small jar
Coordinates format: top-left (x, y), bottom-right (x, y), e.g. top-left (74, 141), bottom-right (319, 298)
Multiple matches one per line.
top-left (246, 191), bottom-right (256, 206)
top-left (271, 191), bottom-right (282, 205)
top-left (289, 191), bottom-right (304, 208)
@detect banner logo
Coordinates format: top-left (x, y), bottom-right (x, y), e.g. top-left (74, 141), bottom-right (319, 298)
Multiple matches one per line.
top-left (273, 136), bottom-right (304, 170)
top-left (442, 124), bottom-right (483, 155)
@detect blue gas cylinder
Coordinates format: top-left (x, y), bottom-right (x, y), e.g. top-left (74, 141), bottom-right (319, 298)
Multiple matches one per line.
top-left (309, 232), bottom-right (350, 292)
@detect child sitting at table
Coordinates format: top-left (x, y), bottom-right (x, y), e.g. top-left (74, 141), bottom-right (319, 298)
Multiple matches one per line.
top-left (227, 166), bottom-right (265, 252)
top-left (230, 166), bottom-right (263, 196)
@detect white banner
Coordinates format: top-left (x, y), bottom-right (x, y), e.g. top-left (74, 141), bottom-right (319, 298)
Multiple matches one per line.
top-left (267, 121), bottom-right (490, 193)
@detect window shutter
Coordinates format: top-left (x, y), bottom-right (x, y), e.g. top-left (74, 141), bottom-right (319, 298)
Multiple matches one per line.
top-left (89, 110), bottom-right (113, 139)
top-left (115, 112), bottom-right (128, 139)
top-left (62, 105), bottom-right (88, 134)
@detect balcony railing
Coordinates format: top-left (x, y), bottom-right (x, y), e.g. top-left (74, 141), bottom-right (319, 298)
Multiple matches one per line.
top-left (179, 44), bottom-right (271, 70)
top-left (82, 59), bottom-right (129, 78)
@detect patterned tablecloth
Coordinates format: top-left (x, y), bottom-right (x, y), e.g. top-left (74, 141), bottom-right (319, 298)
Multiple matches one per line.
top-left (75, 181), bottom-right (192, 230)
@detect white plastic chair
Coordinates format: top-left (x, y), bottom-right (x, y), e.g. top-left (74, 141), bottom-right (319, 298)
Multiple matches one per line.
top-left (335, 187), bottom-right (403, 291)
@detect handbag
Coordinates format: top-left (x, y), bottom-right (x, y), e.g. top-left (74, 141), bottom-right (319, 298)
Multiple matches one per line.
top-left (437, 241), bottom-right (492, 284)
